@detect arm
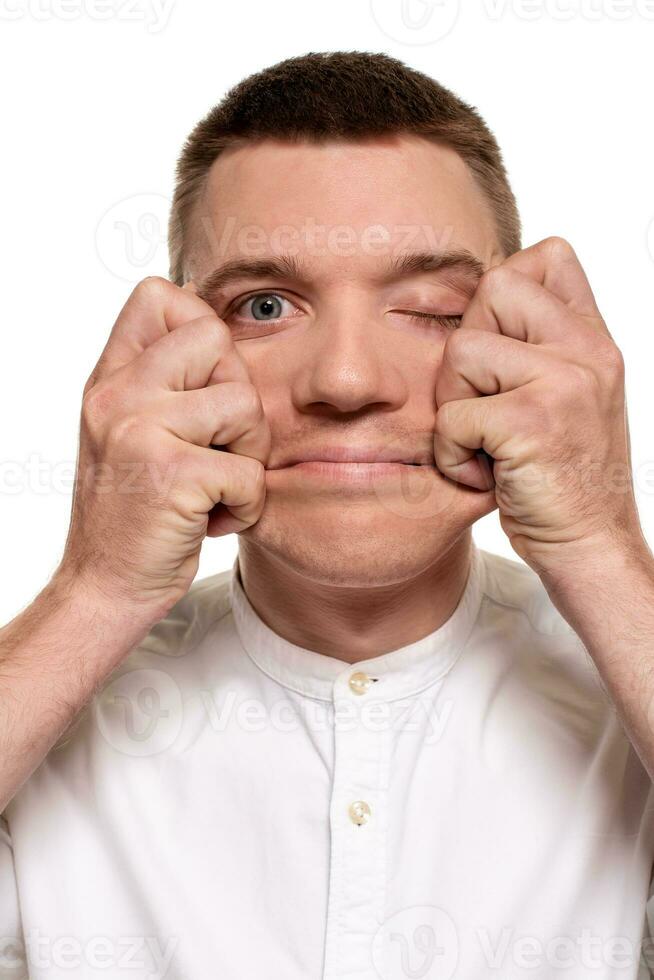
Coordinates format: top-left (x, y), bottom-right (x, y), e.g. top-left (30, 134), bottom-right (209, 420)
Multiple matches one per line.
top-left (0, 571), bottom-right (159, 812)
top-left (0, 276), bottom-right (270, 811)
top-left (433, 236), bottom-right (654, 776)
top-left (541, 535), bottom-right (654, 781)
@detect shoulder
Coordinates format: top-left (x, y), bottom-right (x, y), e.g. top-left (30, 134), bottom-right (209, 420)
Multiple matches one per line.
top-left (132, 565), bottom-right (235, 663)
top-left (473, 546), bottom-right (603, 696)
top-left (477, 546), bottom-right (580, 638)
top-left (51, 565), bottom-right (239, 754)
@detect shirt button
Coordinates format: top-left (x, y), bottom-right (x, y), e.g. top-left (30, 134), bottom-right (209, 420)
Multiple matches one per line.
top-left (349, 800), bottom-right (371, 826)
top-left (349, 671), bottom-right (372, 696)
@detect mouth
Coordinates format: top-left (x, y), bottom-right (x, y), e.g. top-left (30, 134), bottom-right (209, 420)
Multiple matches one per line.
top-left (265, 443), bottom-right (437, 488)
top-left (284, 461), bottom-right (425, 468)
top-left (269, 447), bottom-right (435, 468)
top-left (268, 459), bottom-right (437, 487)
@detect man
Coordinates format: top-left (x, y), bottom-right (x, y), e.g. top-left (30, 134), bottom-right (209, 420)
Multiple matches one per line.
top-left (1, 49), bottom-right (654, 979)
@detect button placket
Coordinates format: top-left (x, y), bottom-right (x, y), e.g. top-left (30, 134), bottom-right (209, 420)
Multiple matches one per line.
top-left (322, 670), bottom-right (390, 980)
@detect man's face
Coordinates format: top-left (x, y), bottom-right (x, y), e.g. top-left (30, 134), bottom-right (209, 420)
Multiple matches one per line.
top-left (189, 134), bottom-right (501, 586)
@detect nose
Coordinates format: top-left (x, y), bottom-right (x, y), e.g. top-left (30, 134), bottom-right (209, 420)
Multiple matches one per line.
top-left (291, 305), bottom-right (408, 417)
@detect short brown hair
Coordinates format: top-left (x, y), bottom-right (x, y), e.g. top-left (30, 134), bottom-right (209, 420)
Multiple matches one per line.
top-left (168, 51), bottom-right (521, 285)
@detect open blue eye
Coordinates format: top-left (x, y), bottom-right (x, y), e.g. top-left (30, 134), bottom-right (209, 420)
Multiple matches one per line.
top-left (248, 294), bottom-right (284, 321)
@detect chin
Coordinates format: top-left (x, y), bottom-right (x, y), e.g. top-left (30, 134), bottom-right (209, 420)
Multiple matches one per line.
top-left (238, 495), bottom-right (479, 588)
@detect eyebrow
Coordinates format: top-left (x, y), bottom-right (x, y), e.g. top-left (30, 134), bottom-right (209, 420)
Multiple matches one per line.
top-left (194, 249), bottom-right (486, 303)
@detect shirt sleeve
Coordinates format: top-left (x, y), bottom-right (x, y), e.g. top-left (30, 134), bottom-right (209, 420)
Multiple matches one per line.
top-left (0, 817), bottom-right (26, 979)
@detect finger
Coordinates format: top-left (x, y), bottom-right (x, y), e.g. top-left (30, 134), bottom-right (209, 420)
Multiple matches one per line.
top-left (434, 390), bottom-right (526, 490)
top-left (435, 328), bottom-right (559, 406)
top-left (118, 315), bottom-right (250, 392)
top-left (461, 266), bottom-right (590, 347)
top-left (183, 445), bottom-right (266, 537)
top-left (494, 237), bottom-right (603, 319)
top-left (159, 382), bottom-right (271, 463)
top-left (88, 277), bottom-right (218, 387)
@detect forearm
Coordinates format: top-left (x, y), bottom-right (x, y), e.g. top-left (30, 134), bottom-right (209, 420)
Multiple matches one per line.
top-left (0, 570), bottom-right (158, 811)
top-left (543, 537), bottom-right (654, 781)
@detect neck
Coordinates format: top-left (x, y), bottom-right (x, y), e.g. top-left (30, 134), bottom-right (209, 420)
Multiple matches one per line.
top-left (236, 532), bottom-right (474, 664)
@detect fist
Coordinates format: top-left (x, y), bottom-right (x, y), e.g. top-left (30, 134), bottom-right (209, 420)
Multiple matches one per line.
top-left (59, 277), bottom-right (271, 618)
top-left (433, 237), bottom-right (641, 582)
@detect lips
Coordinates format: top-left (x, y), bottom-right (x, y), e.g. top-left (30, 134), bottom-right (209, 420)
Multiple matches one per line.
top-left (269, 446), bottom-right (434, 468)
top-left (284, 460), bottom-right (423, 467)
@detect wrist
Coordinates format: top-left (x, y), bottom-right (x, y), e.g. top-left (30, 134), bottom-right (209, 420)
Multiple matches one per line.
top-left (46, 562), bottom-right (168, 658)
top-left (536, 533), bottom-right (654, 637)
top-left (50, 558), bottom-right (177, 634)
top-left (542, 531), bottom-right (652, 589)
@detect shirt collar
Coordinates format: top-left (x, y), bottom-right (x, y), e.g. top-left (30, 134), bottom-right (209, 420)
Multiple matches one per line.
top-left (229, 543), bottom-right (485, 703)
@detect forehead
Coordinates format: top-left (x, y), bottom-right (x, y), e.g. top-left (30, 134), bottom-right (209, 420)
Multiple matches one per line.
top-left (187, 134), bottom-right (501, 278)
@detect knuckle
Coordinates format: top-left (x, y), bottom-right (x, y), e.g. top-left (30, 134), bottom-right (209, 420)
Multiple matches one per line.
top-left (233, 381), bottom-right (264, 422)
top-left (434, 403), bottom-right (454, 436)
top-left (443, 328), bottom-right (475, 361)
top-left (200, 311), bottom-right (230, 335)
top-left (136, 275), bottom-right (170, 304)
top-left (81, 380), bottom-right (115, 431)
top-left (565, 361), bottom-right (594, 391)
top-left (543, 235), bottom-right (575, 261)
top-left (600, 341), bottom-right (625, 381)
top-left (571, 354), bottom-right (621, 403)
top-left (192, 313), bottom-right (232, 347)
top-left (557, 363), bottom-right (598, 410)
top-left (226, 454), bottom-right (262, 499)
top-left (105, 413), bottom-right (148, 455)
top-left (246, 457), bottom-right (267, 494)
top-left (82, 373), bottom-right (98, 397)
top-left (477, 265), bottom-right (511, 299)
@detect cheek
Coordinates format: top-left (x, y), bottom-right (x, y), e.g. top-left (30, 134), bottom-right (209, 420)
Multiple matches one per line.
top-left (398, 345), bottom-right (443, 417)
top-left (236, 340), bottom-right (292, 412)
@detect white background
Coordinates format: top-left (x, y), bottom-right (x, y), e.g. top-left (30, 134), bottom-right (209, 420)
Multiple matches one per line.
top-left (1, 0), bottom-right (653, 622)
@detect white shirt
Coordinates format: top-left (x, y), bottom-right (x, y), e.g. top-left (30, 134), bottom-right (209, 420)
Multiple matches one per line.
top-left (2, 544), bottom-right (654, 980)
